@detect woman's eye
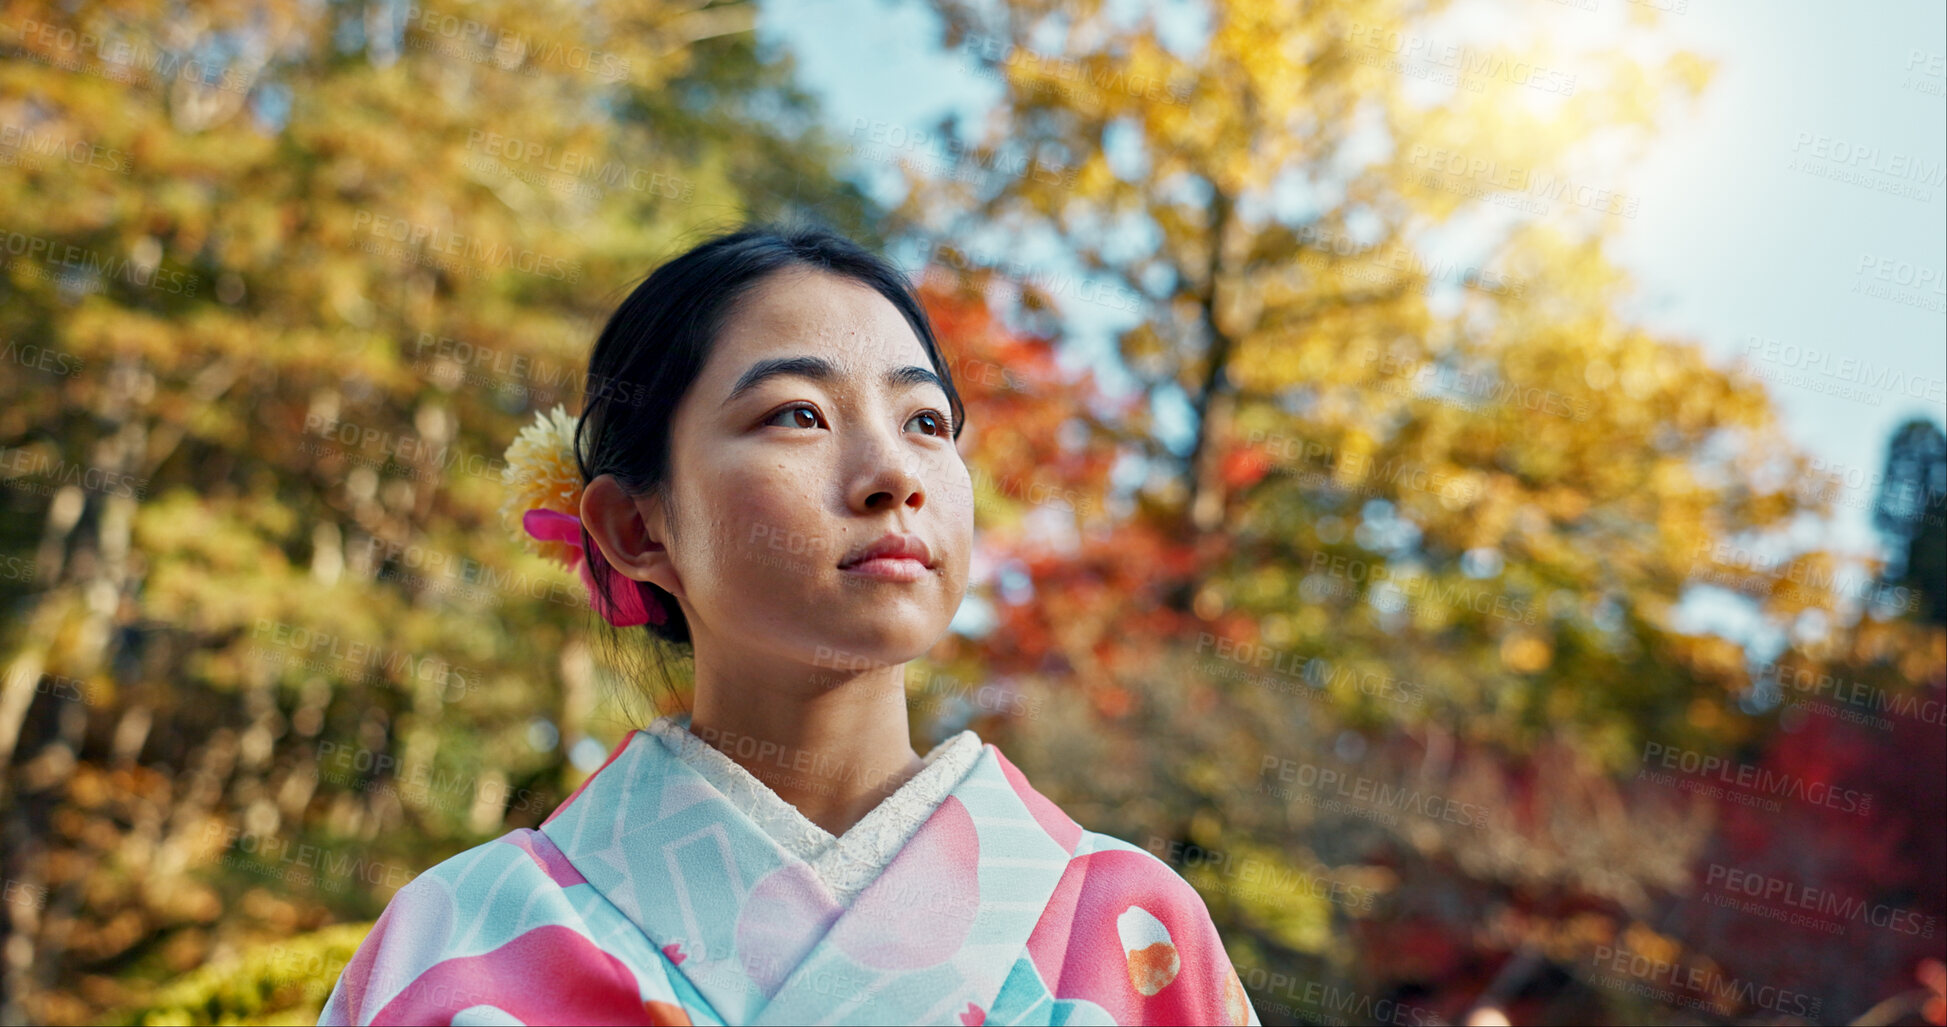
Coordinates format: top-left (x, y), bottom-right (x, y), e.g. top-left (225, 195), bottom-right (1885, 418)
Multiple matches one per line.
top-left (907, 409), bottom-right (950, 437)
top-left (765, 405), bottom-right (824, 430)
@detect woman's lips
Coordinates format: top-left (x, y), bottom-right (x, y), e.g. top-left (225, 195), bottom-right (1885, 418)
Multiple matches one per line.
top-left (838, 556), bottom-right (932, 582)
top-left (838, 532), bottom-right (935, 575)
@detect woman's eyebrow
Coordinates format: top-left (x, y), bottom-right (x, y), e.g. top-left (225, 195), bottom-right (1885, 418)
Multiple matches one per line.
top-left (721, 355), bottom-right (945, 408)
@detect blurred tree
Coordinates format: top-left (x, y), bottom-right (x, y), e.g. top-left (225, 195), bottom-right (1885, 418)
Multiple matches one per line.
top-left (1669, 418), bottom-right (1947, 1020)
top-left (1, 0), bottom-right (1933, 1020)
top-left (1874, 418), bottom-right (1946, 626)
top-left (911, 0), bottom-right (1809, 767)
top-left (893, 0), bottom-right (1908, 1021)
top-left (107, 920), bottom-right (369, 1026)
top-left (0, 0), bottom-right (876, 1021)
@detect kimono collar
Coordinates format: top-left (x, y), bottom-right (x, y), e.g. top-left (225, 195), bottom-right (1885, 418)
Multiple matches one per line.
top-left (642, 712), bottom-right (984, 907)
top-left (539, 725), bottom-right (1087, 1025)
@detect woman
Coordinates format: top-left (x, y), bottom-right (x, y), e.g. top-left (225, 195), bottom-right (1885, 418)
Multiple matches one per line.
top-left (318, 223), bottom-right (1259, 1026)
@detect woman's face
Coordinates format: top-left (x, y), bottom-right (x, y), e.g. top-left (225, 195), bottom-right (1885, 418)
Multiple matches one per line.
top-left (655, 268), bottom-right (975, 676)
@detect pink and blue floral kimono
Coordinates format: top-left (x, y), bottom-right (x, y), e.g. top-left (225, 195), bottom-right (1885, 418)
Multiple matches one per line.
top-left (318, 714), bottom-right (1260, 1025)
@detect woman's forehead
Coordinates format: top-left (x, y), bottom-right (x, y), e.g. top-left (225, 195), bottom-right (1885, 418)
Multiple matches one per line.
top-left (708, 271), bottom-right (928, 376)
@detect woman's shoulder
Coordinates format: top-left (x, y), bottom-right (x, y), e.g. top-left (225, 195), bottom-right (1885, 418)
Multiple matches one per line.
top-left (981, 745), bottom-right (1256, 1024)
top-left (1015, 827), bottom-right (1257, 1026)
top-left (1055, 827), bottom-right (1225, 935)
top-left (982, 743), bottom-right (1214, 901)
top-left (354, 825), bottom-right (608, 956)
top-left (405, 825), bottom-right (591, 895)
top-left (316, 827), bottom-right (647, 1025)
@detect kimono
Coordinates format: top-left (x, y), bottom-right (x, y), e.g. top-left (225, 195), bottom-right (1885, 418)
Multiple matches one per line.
top-left (318, 715), bottom-right (1261, 1026)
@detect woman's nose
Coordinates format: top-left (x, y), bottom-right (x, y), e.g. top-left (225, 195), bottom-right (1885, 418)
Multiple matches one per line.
top-left (851, 459), bottom-right (924, 514)
top-left (847, 424), bottom-right (929, 514)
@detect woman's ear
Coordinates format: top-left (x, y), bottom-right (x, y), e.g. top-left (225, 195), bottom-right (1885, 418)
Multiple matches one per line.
top-left (580, 474), bottom-right (684, 602)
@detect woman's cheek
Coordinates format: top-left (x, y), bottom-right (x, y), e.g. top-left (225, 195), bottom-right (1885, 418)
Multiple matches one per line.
top-left (938, 462), bottom-right (977, 586)
top-left (945, 460), bottom-right (977, 524)
top-left (719, 474), bottom-right (837, 583)
top-left (679, 471), bottom-right (778, 598)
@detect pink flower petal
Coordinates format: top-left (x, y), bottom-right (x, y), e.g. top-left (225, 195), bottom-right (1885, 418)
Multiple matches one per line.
top-left (521, 508), bottom-right (660, 627)
top-left (523, 508), bottom-right (586, 547)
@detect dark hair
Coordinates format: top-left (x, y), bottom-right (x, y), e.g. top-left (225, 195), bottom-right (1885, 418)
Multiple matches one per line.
top-left (573, 221), bottom-right (967, 696)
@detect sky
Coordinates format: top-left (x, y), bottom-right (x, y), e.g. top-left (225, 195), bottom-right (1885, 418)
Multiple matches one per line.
top-left (756, 0), bottom-right (1946, 565)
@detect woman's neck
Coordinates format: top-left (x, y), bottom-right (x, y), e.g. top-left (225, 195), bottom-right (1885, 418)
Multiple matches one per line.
top-left (685, 663), bottom-right (924, 838)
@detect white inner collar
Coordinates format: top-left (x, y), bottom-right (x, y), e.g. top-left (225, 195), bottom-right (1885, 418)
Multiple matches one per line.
top-left (645, 712), bottom-right (983, 906)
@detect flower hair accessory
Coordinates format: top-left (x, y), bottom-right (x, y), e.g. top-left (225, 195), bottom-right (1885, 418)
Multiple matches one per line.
top-left (501, 405), bottom-right (666, 627)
